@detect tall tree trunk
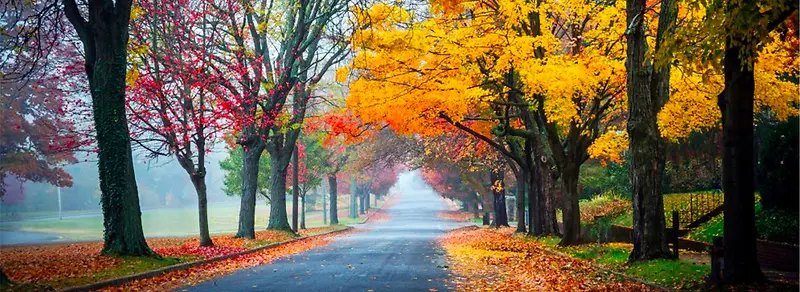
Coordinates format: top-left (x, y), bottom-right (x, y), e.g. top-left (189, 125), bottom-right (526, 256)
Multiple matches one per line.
top-left (516, 169), bottom-right (527, 233)
top-left (559, 166), bottom-right (581, 246)
top-left (300, 196), bottom-right (306, 229)
top-left (190, 174), bottom-right (213, 246)
top-left (718, 42), bottom-right (764, 283)
top-left (91, 47), bottom-right (152, 256)
top-left (235, 139), bottom-right (264, 239)
top-left (329, 175), bottom-right (339, 224)
top-left (542, 165), bottom-right (560, 235)
top-left (267, 153), bottom-right (292, 232)
top-left (491, 168), bottom-right (510, 227)
top-left (625, 0), bottom-right (672, 261)
top-left (64, 0), bottom-right (152, 257)
top-left (292, 146), bottom-right (299, 232)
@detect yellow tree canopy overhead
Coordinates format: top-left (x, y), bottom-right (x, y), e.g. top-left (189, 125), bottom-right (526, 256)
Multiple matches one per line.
top-left (339, 0), bottom-right (797, 164)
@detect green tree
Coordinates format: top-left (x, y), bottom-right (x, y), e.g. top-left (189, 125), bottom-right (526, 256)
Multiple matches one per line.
top-left (220, 148), bottom-right (271, 201)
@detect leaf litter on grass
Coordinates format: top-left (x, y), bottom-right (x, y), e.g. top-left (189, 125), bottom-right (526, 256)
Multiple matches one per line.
top-left (440, 226), bottom-right (656, 291)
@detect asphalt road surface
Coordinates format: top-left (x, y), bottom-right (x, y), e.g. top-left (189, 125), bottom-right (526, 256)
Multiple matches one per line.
top-left (183, 187), bottom-right (467, 292)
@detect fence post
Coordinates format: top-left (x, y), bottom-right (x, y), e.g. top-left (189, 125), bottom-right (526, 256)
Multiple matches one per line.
top-left (710, 236), bottom-right (723, 285)
top-left (672, 211), bottom-right (679, 258)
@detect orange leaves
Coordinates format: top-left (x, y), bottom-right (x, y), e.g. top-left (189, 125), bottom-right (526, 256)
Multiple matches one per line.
top-left (440, 227), bottom-right (654, 291)
top-left (0, 242), bottom-right (117, 283)
top-left (101, 229), bottom-right (356, 291)
top-left (0, 228), bottom-right (344, 289)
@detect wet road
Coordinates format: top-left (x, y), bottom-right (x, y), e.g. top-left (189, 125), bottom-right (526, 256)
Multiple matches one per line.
top-left (184, 187), bottom-right (466, 292)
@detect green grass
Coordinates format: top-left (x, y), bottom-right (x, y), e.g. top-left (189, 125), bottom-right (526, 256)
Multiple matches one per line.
top-left (625, 259), bottom-right (709, 289)
top-left (686, 214), bottom-right (723, 243)
top-left (0, 197), bottom-right (381, 242)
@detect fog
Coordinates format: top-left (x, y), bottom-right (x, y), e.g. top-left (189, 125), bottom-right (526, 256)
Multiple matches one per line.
top-left (0, 148), bottom-right (240, 216)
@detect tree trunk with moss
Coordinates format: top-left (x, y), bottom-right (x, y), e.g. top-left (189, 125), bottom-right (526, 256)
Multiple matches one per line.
top-left (64, 0), bottom-right (152, 256)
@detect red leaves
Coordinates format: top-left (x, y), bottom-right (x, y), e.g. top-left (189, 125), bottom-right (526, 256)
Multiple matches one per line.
top-left (154, 245), bottom-right (245, 259)
top-left (0, 242), bottom-right (117, 283)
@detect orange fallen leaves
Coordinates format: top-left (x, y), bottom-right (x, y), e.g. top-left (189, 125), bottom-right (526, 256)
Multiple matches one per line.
top-left (440, 227), bottom-right (655, 291)
top-left (0, 227), bottom-right (342, 289)
top-left (0, 242), bottom-right (117, 283)
top-left (99, 229), bottom-right (357, 291)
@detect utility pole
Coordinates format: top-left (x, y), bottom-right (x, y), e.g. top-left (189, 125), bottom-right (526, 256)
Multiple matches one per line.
top-left (322, 184), bottom-right (327, 225)
top-left (292, 145), bottom-right (299, 231)
top-left (350, 176), bottom-right (358, 219)
top-left (58, 187), bottom-right (62, 220)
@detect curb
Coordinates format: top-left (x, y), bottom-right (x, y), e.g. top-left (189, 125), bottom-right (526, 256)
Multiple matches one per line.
top-left (540, 248), bottom-right (672, 291)
top-left (59, 226), bottom-right (353, 292)
top-left (359, 195), bottom-right (392, 224)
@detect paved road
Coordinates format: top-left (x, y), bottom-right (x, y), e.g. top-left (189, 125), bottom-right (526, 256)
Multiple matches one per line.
top-left (184, 187), bottom-right (466, 292)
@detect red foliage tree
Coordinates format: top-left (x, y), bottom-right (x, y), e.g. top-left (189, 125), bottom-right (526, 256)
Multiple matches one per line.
top-left (127, 0), bottom-right (227, 247)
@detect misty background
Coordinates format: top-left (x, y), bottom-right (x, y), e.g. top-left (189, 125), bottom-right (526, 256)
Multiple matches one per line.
top-left (0, 149), bottom-right (239, 217)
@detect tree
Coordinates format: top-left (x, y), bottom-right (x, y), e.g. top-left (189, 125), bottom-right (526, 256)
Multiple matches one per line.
top-left (714, 1), bottom-right (797, 283)
top-left (210, 0), bottom-right (350, 236)
top-left (43, 0), bottom-right (154, 256)
top-left (0, 69), bottom-right (80, 199)
top-left (624, 0), bottom-right (676, 261)
top-left (127, 0), bottom-right (225, 247)
top-left (219, 147), bottom-right (272, 200)
top-left (342, 0), bottom-right (627, 245)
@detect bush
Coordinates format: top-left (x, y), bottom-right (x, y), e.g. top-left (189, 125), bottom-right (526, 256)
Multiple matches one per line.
top-left (755, 204), bottom-right (799, 243)
top-left (579, 160), bottom-right (630, 200)
top-left (579, 193), bottom-right (630, 223)
top-left (687, 203), bottom-right (799, 244)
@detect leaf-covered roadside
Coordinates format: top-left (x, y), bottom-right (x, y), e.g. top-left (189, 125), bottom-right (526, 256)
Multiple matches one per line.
top-left (440, 227), bottom-right (654, 291)
top-left (98, 228), bottom-right (358, 291)
top-left (0, 225), bottom-right (348, 290)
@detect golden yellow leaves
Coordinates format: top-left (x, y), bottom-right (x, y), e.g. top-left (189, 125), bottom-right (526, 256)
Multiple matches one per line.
top-left (440, 227), bottom-right (655, 291)
top-left (588, 130), bottom-right (628, 164)
top-left (335, 67), bottom-right (350, 83)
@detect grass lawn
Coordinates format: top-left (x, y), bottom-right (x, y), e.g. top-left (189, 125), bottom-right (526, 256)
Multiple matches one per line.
top-left (0, 196), bottom-right (382, 242)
